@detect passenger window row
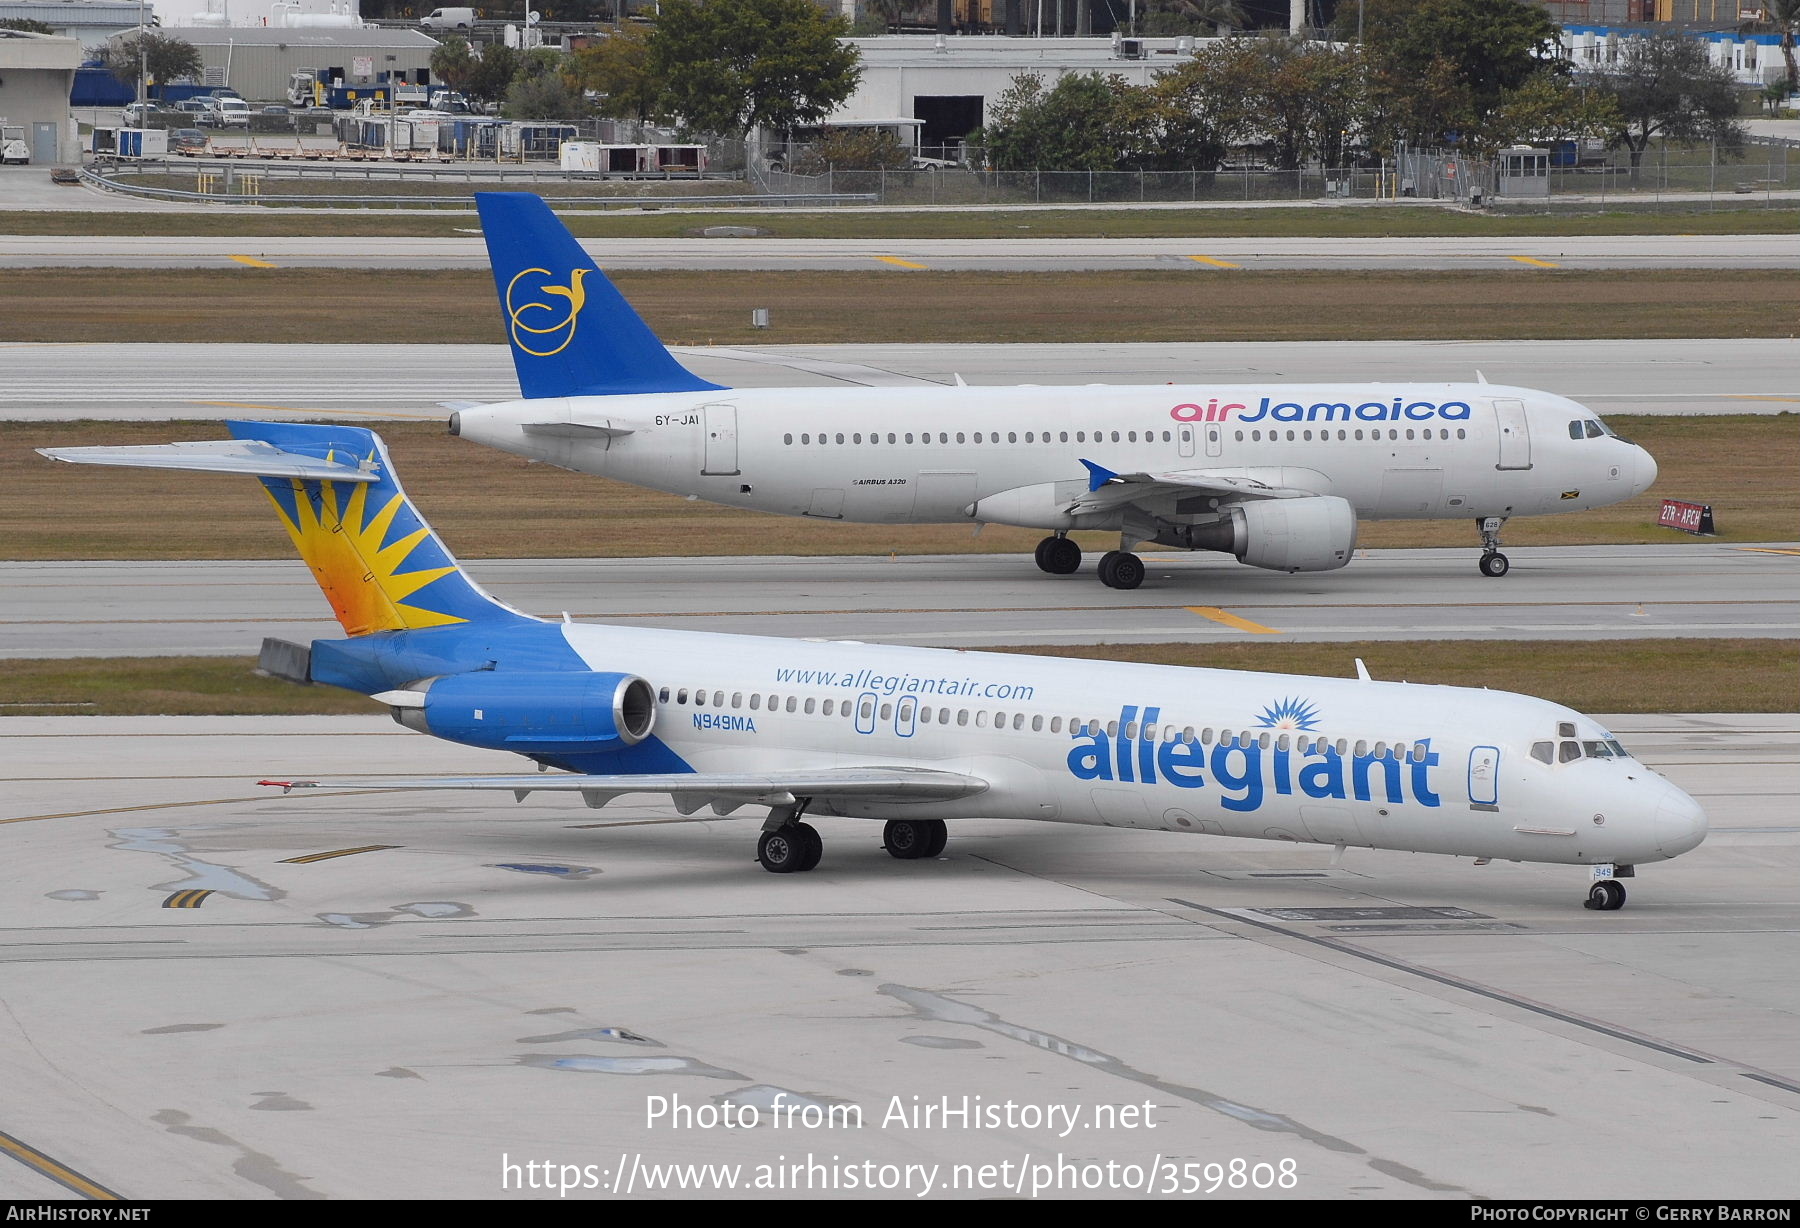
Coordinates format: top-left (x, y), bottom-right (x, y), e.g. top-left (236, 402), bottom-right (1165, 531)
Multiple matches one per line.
top-left (656, 686), bottom-right (1428, 759)
top-left (1238, 427), bottom-right (1466, 443)
top-left (781, 429), bottom-right (1179, 446)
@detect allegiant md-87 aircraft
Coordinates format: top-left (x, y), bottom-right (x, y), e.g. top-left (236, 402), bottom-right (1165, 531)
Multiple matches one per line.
top-left (450, 193), bottom-right (1659, 590)
top-left (41, 422), bottom-right (1705, 909)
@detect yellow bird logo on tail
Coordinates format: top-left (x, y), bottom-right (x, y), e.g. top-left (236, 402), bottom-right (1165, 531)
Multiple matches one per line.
top-left (506, 266), bottom-right (588, 357)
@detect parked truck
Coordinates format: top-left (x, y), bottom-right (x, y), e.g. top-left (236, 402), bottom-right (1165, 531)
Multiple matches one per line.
top-left (1, 123), bottom-right (28, 164)
top-left (288, 69), bottom-right (426, 111)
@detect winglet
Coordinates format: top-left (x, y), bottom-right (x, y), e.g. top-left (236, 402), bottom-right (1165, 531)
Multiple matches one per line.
top-left (1354, 658), bottom-right (1372, 682)
top-left (1080, 458), bottom-right (1119, 493)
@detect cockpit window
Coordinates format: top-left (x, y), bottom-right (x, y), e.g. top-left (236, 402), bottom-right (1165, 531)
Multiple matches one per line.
top-left (1607, 739), bottom-right (1630, 758)
top-left (1559, 741), bottom-right (1581, 763)
top-left (1582, 740), bottom-right (1614, 758)
top-left (1557, 722), bottom-right (1576, 738)
top-left (1584, 420), bottom-right (1605, 439)
top-left (1531, 741), bottom-right (1554, 764)
top-left (1568, 421), bottom-right (1584, 440)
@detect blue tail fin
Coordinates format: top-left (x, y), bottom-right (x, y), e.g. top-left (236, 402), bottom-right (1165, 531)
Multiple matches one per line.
top-left (476, 192), bottom-right (725, 399)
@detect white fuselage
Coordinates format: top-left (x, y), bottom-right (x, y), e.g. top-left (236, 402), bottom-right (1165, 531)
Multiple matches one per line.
top-left (551, 621), bottom-right (1705, 869)
top-left (452, 382), bottom-right (1658, 530)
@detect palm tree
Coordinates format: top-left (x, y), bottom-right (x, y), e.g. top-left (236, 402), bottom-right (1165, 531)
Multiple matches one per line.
top-left (1770, 0), bottom-right (1800, 94)
top-left (1142, 0), bottom-right (1247, 37)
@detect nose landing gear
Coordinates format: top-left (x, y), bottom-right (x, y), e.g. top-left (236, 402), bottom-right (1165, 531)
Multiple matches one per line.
top-left (1477, 516), bottom-right (1510, 578)
top-left (1584, 880), bottom-right (1626, 910)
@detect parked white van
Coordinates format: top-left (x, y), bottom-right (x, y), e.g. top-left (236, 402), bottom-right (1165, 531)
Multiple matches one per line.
top-left (420, 7), bottom-right (476, 29)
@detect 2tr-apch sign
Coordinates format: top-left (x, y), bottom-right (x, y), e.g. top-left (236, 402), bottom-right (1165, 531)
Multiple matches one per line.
top-left (1659, 499), bottom-right (1716, 535)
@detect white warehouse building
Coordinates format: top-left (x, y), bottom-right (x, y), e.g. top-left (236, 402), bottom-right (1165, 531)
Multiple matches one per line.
top-left (829, 34), bottom-right (1215, 152)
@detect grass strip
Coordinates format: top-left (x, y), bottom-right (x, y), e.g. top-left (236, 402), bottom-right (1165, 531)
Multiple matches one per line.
top-left (4, 268), bottom-right (1800, 346)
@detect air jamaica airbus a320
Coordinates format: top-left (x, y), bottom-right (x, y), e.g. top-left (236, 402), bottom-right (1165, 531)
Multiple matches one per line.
top-left (444, 193), bottom-right (1660, 590)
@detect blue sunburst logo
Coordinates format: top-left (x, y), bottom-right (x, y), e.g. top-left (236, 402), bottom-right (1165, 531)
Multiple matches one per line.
top-left (1255, 696), bottom-right (1321, 731)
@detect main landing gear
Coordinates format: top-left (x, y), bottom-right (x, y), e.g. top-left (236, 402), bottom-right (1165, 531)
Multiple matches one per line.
top-left (1096, 550), bottom-right (1146, 590)
top-left (883, 818), bottom-right (947, 860)
top-left (756, 800), bottom-right (822, 873)
top-left (1033, 534), bottom-right (1081, 575)
top-left (1035, 534), bottom-right (1146, 589)
top-left (754, 807), bottom-right (951, 873)
top-left (1477, 516), bottom-right (1510, 577)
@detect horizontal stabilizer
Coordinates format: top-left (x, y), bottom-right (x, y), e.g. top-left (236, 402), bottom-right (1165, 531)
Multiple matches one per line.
top-left (262, 766), bottom-right (988, 809)
top-left (37, 439), bottom-right (379, 483)
top-left (520, 420), bottom-right (638, 439)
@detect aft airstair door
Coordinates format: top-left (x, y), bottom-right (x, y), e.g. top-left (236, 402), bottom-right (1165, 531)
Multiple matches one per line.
top-left (1494, 399), bottom-right (1532, 471)
top-left (701, 403), bottom-right (739, 475)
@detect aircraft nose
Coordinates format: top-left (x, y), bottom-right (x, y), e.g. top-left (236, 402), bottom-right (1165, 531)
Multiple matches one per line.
top-left (1631, 445), bottom-right (1658, 496)
top-left (1653, 786), bottom-right (1707, 857)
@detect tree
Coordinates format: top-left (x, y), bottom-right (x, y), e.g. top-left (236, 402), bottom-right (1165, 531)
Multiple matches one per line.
top-left (571, 23), bottom-right (663, 127)
top-left (0, 17), bottom-right (56, 34)
top-left (1120, 41), bottom-right (1263, 172)
top-left (1241, 35), bottom-right (1366, 170)
top-left (1358, 0), bottom-right (1563, 150)
top-left (976, 72), bottom-right (1130, 172)
top-left (105, 33), bottom-right (203, 99)
top-left (466, 43), bottom-right (521, 108)
top-left (1138, 0), bottom-right (1245, 37)
top-left (430, 37), bottom-right (477, 98)
top-left (863, 0), bottom-right (927, 33)
top-left (1478, 68), bottom-right (1617, 156)
top-left (503, 70), bottom-right (593, 123)
top-left (1583, 34), bottom-right (1747, 172)
top-left (1759, 0), bottom-right (1799, 94)
top-left (648, 0), bottom-right (861, 137)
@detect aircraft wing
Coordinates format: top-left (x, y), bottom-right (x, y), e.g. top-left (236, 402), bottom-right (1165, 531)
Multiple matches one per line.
top-left (1068, 459), bottom-right (1318, 515)
top-left (261, 766), bottom-right (988, 816)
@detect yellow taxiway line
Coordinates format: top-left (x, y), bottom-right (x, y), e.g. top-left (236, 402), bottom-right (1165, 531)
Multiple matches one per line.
top-left (1186, 606), bottom-right (1282, 634)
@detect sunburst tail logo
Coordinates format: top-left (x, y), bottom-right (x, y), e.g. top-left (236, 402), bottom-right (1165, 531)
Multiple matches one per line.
top-left (1255, 696), bottom-right (1322, 731)
top-left (227, 421), bottom-right (528, 638)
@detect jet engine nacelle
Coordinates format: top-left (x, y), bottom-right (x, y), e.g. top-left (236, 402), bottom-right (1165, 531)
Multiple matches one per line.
top-left (1169, 495), bottom-right (1357, 572)
top-left (391, 670), bottom-right (657, 754)
top-left (1230, 495), bottom-right (1358, 572)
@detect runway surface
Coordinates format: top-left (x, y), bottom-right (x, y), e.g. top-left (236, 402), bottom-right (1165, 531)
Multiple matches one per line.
top-left (4, 231), bottom-right (1799, 272)
top-left (0, 711), bottom-right (1792, 1200)
top-left (5, 545), bottom-right (1794, 659)
top-left (5, 339), bottom-right (1796, 421)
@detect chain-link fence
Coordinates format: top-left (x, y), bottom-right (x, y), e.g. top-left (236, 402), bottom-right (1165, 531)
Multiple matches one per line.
top-left (739, 141), bottom-right (1797, 208)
